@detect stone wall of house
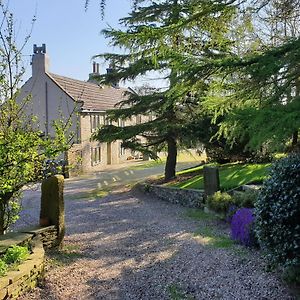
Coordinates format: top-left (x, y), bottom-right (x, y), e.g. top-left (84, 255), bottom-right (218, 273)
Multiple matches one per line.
top-left (0, 225), bottom-right (59, 299)
top-left (67, 144), bottom-right (83, 177)
top-left (139, 183), bottom-right (205, 208)
top-left (76, 113), bottom-right (146, 174)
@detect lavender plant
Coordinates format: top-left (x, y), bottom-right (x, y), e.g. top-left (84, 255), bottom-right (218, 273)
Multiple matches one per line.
top-left (231, 208), bottom-right (255, 247)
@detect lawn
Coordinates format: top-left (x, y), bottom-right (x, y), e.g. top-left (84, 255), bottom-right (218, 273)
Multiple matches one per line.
top-left (168, 162), bottom-right (270, 190)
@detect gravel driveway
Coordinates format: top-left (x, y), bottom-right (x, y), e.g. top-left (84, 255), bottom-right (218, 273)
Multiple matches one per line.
top-left (19, 183), bottom-right (295, 300)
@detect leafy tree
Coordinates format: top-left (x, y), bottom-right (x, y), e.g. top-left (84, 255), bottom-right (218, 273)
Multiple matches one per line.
top-left (0, 3), bottom-right (72, 234)
top-left (180, 0), bottom-right (300, 153)
top-left (93, 0), bottom-right (236, 180)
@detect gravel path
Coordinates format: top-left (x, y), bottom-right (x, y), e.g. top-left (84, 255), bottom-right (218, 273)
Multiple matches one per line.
top-left (19, 186), bottom-right (295, 300)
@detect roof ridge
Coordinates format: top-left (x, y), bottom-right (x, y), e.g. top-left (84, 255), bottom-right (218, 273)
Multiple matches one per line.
top-left (48, 72), bottom-right (99, 88)
top-left (48, 72), bottom-right (128, 91)
top-left (45, 72), bottom-right (128, 111)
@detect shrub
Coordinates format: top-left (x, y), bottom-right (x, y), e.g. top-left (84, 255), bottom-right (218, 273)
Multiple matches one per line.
top-left (231, 208), bottom-right (256, 247)
top-left (255, 154), bottom-right (300, 272)
top-left (0, 259), bottom-right (7, 276)
top-left (3, 245), bottom-right (29, 265)
top-left (207, 191), bottom-right (235, 214)
top-left (232, 189), bottom-right (259, 208)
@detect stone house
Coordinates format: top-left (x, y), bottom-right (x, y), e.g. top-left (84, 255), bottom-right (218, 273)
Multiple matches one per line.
top-left (18, 44), bottom-right (144, 176)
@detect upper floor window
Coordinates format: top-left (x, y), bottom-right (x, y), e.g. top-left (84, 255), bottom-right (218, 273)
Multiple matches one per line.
top-left (90, 114), bottom-right (105, 132)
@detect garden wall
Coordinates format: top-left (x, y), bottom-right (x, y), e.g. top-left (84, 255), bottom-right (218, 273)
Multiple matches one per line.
top-left (0, 226), bottom-right (59, 299)
top-left (139, 183), bottom-right (204, 208)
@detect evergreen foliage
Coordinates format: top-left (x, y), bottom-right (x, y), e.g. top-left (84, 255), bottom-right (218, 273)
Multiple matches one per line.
top-left (93, 0), bottom-right (236, 180)
top-left (255, 154), bottom-right (300, 270)
top-left (177, 1), bottom-right (300, 153)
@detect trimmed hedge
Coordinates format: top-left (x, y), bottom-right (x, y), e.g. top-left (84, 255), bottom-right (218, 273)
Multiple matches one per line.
top-left (255, 154), bottom-right (300, 272)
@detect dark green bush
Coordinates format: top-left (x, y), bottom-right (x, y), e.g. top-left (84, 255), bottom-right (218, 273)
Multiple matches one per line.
top-left (233, 189), bottom-right (259, 208)
top-left (3, 245), bottom-right (29, 264)
top-left (255, 154), bottom-right (300, 280)
top-left (207, 191), bottom-right (235, 214)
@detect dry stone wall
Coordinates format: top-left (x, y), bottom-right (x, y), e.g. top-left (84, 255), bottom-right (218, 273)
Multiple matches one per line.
top-left (0, 236), bottom-right (44, 299)
top-left (0, 226), bottom-right (59, 299)
top-left (140, 184), bottom-right (205, 208)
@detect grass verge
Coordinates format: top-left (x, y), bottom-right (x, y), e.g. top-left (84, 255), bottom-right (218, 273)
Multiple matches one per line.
top-left (47, 244), bottom-right (83, 267)
top-left (169, 162), bottom-right (270, 190)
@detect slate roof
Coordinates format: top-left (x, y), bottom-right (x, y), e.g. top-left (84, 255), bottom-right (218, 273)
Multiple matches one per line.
top-left (47, 73), bottom-right (128, 111)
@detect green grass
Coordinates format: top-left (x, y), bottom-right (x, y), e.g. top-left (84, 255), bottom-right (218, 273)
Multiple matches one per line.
top-left (128, 159), bottom-right (165, 170)
top-left (185, 208), bottom-right (217, 221)
top-left (193, 225), bottom-right (234, 249)
top-left (185, 208), bottom-right (234, 249)
top-left (47, 244), bottom-right (83, 266)
top-left (168, 284), bottom-right (195, 300)
top-left (170, 162), bottom-right (270, 190)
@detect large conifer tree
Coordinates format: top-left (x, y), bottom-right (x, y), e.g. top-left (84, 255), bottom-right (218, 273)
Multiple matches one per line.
top-left (179, 0), bottom-right (300, 153)
top-left (93, 0), bottom-right (236, 180)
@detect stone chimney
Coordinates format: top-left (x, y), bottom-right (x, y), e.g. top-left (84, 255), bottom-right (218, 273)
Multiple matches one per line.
top-left (88, 61), bottom-right (100, 83)
top-left (31, 44), bottom-right (50, 76)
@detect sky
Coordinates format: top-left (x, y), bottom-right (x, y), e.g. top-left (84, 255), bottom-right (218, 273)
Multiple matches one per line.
top-left (9, 0), bottom-right (132, 82)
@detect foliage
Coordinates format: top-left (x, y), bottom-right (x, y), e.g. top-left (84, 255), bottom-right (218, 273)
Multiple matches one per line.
top-left (93, 0), bottom-right (237, 180)
top-left (232, 189), bottom-right (259, 209)
top-left (194, 29), bottom-right (300, 153)
top-left (3, 245), bottom-right (29, 264)
top-left (282, 265), bottom-right (300, 285)
top-left (255, 154), bottom-right (300, 270)
top-left (231, 208), bottom-right (256, 247)
top-left (0, 5), bottom-right (72, 234)
top-left (206, 191), bottom-right (234, 214)
top-left (0, 259), bottom-right (7, 276)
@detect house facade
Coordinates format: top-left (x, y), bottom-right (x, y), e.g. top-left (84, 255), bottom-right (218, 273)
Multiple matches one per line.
top-left (18, 44), bottom-right (144, 176)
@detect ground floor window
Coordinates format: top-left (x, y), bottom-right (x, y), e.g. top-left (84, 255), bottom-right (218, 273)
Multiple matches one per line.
top-left (91, 146), bottom-right (101, 165)
top-left (119, 143), bottom-right (126, 157)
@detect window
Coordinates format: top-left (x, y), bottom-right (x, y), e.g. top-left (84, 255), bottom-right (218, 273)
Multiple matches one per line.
top-left (136, 115), bottom-right (142, 124)
top-left (118, 118), bottom-right (125, 127)
top-left (90, 114), bottom-right (105, 132)
top-left (91, 146), bottom-right (101, 165)
top-left (105, 115), bottom-right (112, 125)
top-left (119, 142), bottom-right (126, 157)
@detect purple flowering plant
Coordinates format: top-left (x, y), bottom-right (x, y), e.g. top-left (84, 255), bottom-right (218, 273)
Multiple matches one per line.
top-left (230, 208), bottom-right (255, 247)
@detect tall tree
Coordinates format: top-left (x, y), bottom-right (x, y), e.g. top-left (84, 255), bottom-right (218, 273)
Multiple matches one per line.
top-left (93, 0), bottom-right (236, 180)
top-left (178, 0), bottom-right (300, 153)
top-left (0, 3), bottom-right (72, 234)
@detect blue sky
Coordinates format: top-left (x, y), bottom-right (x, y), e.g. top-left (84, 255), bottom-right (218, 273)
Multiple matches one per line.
top-left (9, 0), bottom-right (131, 82)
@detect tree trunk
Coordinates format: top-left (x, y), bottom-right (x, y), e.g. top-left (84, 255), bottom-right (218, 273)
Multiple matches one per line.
top-left (0, 200), bottom-right (5, 235)
top-left (292, 130), bottom-right (298, 147)
top-left (165, 137), bottom-right (177, 181)
top-left (0, 192), bottom-right (14, 235)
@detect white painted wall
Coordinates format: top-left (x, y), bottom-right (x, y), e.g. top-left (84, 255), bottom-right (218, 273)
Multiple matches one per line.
top-left (17, 50), bottom-right (80, 142)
